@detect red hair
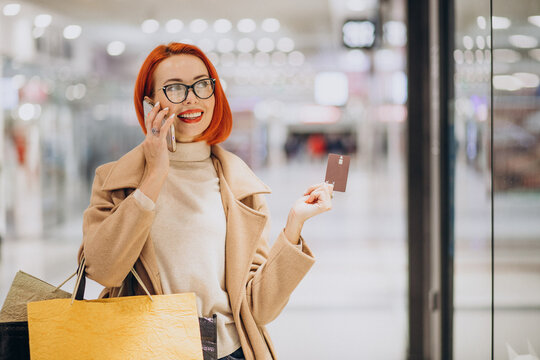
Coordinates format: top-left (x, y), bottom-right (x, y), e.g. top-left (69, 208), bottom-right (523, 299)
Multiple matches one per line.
top-left (134, 42), bottom-right (232, 144)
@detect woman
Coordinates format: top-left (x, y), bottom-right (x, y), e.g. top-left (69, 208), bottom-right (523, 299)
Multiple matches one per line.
top-left (78, 42), bottom-right (333, 360)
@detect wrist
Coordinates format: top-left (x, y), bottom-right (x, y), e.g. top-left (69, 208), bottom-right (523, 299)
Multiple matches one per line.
top-left (284, 211), bottom-right (304, 245)
top-left (287, 209), bottom-right (305, 226)
top-left (139, 172), bottom-right (167, 203)
top-left (146, 166), bottom-right (168, 181)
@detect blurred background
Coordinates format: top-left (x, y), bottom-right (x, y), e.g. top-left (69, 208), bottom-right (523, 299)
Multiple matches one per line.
top-left (0, 0), bottom-right (538, 359)
top-left (453, 1), bottom-right (540, 359)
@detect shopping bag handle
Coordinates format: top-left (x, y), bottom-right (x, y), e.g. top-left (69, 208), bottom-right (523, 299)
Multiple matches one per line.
top-left (69, 257), bottom-right (153, 304)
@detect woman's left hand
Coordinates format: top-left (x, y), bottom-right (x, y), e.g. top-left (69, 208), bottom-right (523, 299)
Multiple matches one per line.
top-left (290, 182), bottom-right (334, 224)
top-left (283, 182), bottom-right (333, 244)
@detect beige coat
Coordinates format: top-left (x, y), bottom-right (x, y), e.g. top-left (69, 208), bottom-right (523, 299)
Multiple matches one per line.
top-left (77, 143), bottom-right (316, 360)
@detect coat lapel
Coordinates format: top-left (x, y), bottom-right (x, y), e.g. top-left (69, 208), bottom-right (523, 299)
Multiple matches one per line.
top-left (208, 146), bottom-right (272, 312)
top-left (211, 156), bottom-right (270, 313)
top-left (210, 145), bottom-right (271, 199)
top-left (100, 145), bottom-right (147, 191)
top-left (99, 143), bottom-right (272, 306)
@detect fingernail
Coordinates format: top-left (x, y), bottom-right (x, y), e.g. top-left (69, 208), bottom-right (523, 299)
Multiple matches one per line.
top-left (169, 113), bottom-right (175, 118)
top-left (154, 101), bottom-right (160, 108)
top-left (163, 107), bottom-right (169, 111)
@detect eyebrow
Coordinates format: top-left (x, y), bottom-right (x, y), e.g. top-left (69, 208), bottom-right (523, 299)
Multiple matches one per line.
top-left (163, 74), bottom-right (208, 84)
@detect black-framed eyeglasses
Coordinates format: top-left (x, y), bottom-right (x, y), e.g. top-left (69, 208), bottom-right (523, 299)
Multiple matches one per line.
top-left (155, 78), bottom-right (216, 104)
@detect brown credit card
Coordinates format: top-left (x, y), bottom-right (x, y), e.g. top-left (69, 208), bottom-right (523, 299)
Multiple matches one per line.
top-left (325, 153), bottom-right (350, 192)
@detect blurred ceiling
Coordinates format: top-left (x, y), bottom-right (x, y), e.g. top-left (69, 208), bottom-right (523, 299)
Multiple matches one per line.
top-left (23, 0), bottom-right (332, 31)
top-left (23, 0), bottom-right (330, 31)
top-left (20, 0), bottom-right (343, 54)
top-left (454, 0), bottom-right (540, 78)
top-left (16, 0), bottom-right (410, 56)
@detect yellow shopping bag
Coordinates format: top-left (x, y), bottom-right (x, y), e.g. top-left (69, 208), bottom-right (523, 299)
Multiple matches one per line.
top-left (27, 258), bottom-right (204, 360)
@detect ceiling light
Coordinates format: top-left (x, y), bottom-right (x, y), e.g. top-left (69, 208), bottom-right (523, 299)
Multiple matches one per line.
top-left (257, 38), bottom-right (275, 52)
top-left (166, 19), bottom-right (183, 33)
top-left (477, 16), bottom-right (486, 30)
top-left (342, 20), bottom-right (375, 48)
top-left (493, 75), bottom-right (521, 91)
top-left (18, 103), bottom-right (36, 121)
top-left (237, 38), bottom-right (255, 53)
top-left (189, 19), bottom-right (207, 33)
top-left (513, 72), bottom-right (540, 88)
top-left (141, 19), bottom-right (159, 34)
top-left (476, 36), bottom-right (485, 49)
top-left (237, 18), bottom-right (256, 33)
top-left (261, 18), bottom-right (280, 33)
top-left (288, 51), bottom-right (305, 66)
top-left (277, 37), bottom-right (295, 52)
top-left (3, 3), bottom-right (20, 16)
top-left (72, 83), bottom-right (87, 99)
top-left (63, 25), bottom-right (82, 39)
top-left (65, 86), bottom-right (75, 101)
top-left (462, 35), bottom-right (474, 50)
top-left (509, 34), bottom-right (538, 49)
top-left (527, 15), bottom-right (540, 27)
top-left (107, 41), bottom-right (125, 56)
top-left (34, 14), bottom-right (52, 28)
top-left (217, 38), bottom-right (235, 53)
top-left (214, 19), bottom-right (232, 33)
top-left (492, 16), bottom-right (511, 29)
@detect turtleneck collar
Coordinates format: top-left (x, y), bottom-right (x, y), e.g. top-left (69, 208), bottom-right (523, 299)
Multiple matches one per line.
top-left (168, 140), bottom-right (211, 162)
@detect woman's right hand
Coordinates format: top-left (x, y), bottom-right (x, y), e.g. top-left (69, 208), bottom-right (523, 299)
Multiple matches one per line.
top-left (139, 101), bottom-right (176, 202)
top-left (142, 101), bottom-right (176, 179)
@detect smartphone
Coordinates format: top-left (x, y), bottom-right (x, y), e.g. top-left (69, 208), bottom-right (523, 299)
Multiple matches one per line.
top-left (143, 100), bottom-right (176, 152)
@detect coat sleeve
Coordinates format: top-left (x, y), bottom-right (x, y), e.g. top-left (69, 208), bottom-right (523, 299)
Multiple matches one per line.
top-left (77, 164), bottom-right (155, 288)
top-left (245, 193), bottom-right (316, 325)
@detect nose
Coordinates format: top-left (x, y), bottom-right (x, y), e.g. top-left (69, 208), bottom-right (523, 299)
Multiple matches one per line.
top-left (183, 87), bottom-right (198, 104)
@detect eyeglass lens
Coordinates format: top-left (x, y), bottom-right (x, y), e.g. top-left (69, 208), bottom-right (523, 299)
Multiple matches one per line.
top-left (165, 79), bottom-right (214, 103)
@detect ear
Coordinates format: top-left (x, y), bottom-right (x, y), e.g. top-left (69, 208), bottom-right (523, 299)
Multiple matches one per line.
top-left (143, 96), bottom-right (154, 106)
top-left (507, 344), bottom-right (519, 360)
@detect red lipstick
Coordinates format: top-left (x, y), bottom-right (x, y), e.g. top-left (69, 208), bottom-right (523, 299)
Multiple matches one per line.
top-left (178, 109), bottom-right (204, 123)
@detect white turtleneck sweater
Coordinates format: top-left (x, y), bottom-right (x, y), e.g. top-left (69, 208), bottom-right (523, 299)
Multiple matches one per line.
top-left (133, 140), bottom-right (240, 357)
